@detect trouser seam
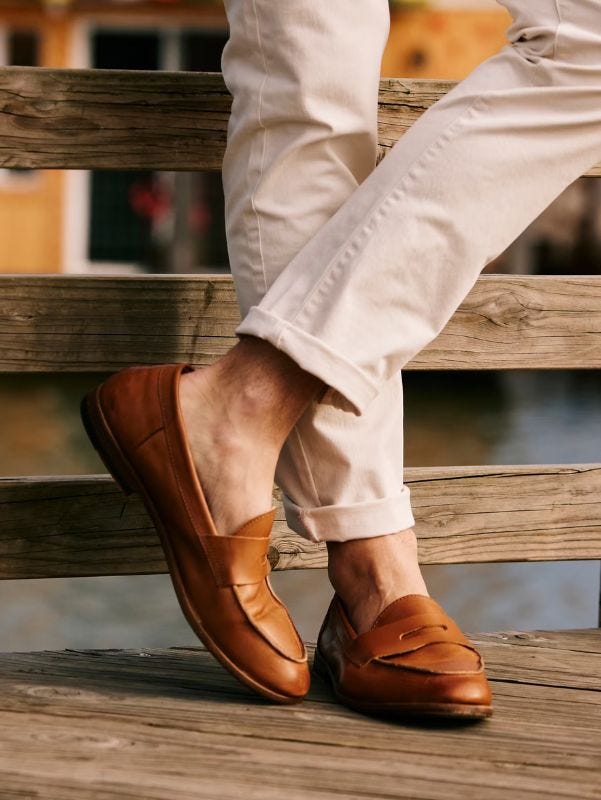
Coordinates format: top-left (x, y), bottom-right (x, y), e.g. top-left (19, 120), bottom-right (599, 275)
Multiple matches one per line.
top-left (249, 0), bottom-right (270, 295)
top-left (287, 92), bottom-right (489, 328)
top-left (552, 0), bottom-right (563, 62)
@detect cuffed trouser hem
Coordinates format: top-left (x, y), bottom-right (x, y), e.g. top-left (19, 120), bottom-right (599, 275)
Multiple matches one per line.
top-left (282, 485), bottom-right (415, 543)
top-left (237, 306), bottom-right (378, 415)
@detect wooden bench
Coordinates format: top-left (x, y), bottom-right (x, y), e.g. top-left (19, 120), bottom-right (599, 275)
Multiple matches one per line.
top-left (0, 67), bottom-right (599, 799)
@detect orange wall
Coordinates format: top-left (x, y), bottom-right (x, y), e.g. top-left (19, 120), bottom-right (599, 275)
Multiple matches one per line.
top-left (383, 8), bottom-right (511, 79)
top-left (0, 9), bottom-right (69, 273)
top-left (0, 3), bottom-right (228, 274)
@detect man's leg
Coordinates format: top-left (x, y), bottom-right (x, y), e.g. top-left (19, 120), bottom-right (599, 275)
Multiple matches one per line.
top-left (237, 0), bottom-right (601, 412)
top-left (182, 0), bottom-right (601, 630)
top-left (181, 0), bottom-right (427, 634)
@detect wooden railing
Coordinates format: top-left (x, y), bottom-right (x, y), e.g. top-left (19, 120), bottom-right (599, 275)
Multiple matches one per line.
top-left (1, 68), bottom-right (600, 175)
top-left (0, 67), bottom-right (600, 616)
top-left (0, 64), bottom-right (600, 800)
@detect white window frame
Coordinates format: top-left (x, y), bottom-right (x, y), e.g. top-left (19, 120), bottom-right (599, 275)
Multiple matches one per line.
top-left (0, 27), bottom-right (7, 65)
top-left (62, 14), bottom-right (227, 275)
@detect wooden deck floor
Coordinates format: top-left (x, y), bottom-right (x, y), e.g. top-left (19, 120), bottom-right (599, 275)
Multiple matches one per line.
top-left (0, 630), bottom-right (599, 800)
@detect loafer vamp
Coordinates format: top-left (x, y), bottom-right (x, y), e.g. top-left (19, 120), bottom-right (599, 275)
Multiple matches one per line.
top-left (168, 526), bottom-right (307, 663)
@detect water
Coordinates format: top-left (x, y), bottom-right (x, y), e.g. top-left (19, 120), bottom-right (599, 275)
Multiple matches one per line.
top-left (0, 370), bottom-right (598, 651)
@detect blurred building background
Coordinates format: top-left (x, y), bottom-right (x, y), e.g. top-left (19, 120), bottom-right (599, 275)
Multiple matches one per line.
top-left (0, 0), bottom-right (515, 275)
top-left (0, 0), bottom-right (599, 651)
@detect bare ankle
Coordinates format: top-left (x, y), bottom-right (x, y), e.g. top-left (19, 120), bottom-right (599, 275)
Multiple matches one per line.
top-left (327, 528), bottom-right (419, 575)
top-left (326, 528), bottom-right (428, 633)
top-left (220, 337), bottom-right (325, 427)
top-left (183, 338), bottom-right (325, 449)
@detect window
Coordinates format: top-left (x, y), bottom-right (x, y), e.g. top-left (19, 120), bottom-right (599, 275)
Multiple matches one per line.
top-left (86, 27), bottom-right (229, 273)
top-left (8, 30), bottom-right (39, 67)
top-left (181, 30), bottom-right (227, 72)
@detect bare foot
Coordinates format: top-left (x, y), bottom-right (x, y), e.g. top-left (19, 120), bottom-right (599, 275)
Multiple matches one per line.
top-left (327, 528), bottom-right (429, 633)
top-left (178, 337), bottom-right (324, 535)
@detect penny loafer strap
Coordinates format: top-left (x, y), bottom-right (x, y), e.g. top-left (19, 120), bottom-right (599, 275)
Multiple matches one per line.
top-left (199, 535), bottom-right (271, 587)
top-left (344, 612), bottom-right (479, 668)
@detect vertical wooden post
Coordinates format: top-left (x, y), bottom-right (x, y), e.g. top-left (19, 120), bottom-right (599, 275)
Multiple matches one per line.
top-left (598, 562), bottom-right (601, 626)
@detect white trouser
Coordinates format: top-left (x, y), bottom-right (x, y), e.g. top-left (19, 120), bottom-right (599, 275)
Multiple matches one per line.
top-left (222, 0), bottom-right (601, 543)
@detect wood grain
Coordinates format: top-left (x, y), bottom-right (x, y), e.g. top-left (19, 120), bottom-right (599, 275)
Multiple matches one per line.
top-left (0, 633), bottom-right (597, 799)
top-left (0, 68), bottom-right (231, 171)
top-left (1, 464), bottom-right (600, 579)
top-left (3, 274), bottom-right (601, 372)
top-left (0, 68), bottom-right (599, 176)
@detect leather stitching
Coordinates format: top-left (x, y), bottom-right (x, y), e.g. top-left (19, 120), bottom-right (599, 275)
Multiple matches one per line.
top-left (232, 584), bottom-right (308, 663)
top-left (371, 594), bottom-right (443, 629)
top-left (234, 509), bottom-right (276, 537)
top-left (158, 364), bottom-right (223, 581)
top-left (158, 364), bottom-right (197, 534)
top-left (346, 610), bottom-right (483, 671)
top-left (199, 535), bottom-right (270, 587)
top-left (133, 425), bottom-right (164, 452)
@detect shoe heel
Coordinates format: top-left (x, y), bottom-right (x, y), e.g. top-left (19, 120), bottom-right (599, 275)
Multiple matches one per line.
top-left (312, 647), bottom-right (330, 683)
top-left (80, 390), bottom-right (136, 497)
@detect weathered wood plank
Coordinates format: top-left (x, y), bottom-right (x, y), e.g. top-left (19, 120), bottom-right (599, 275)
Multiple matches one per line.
top-left (464, 630), bottom-right (601, 691)
top-left (475, 628), bottom-right (601, 655)
top-left (3, 274), bottom-right (601, 372)
top-left (0, 635), bottom-right (598, 799)
top-left (0, 68), bottom-right (232, 171)
top-left (1, 68), bottom-right (600, 177)
top-left (1, 465), bottom-right (600, 579)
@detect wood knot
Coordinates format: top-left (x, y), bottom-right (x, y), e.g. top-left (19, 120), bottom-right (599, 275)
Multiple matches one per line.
top-left (478, 291), bottom-right (533, 329)
top-left (33, 101), bottom-right (56, 112)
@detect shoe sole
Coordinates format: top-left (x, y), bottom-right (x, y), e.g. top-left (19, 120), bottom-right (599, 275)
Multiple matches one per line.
top-left (81, 384), bottom-right (304, 705)
top-left (312, 646), bottom-right (493, 720)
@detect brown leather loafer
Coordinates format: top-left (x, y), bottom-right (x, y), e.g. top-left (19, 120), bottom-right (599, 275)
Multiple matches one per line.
top-left (314, 594), bottom-right (493, 719)
top-left (81, 363), bottom-right (309, 704)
